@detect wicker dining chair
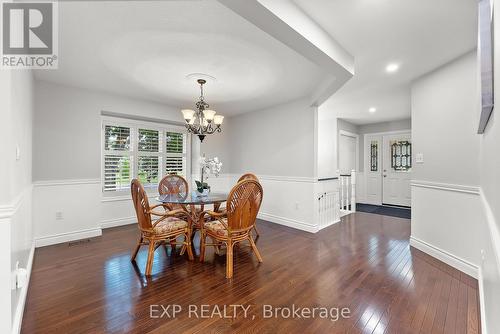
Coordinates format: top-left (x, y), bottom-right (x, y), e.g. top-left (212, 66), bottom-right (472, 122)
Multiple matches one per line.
top-left (199, 179), bottom-right (264, 278)
top-left (237, 173), bottom-right (261, 238)
top-left (130, 179), bottom-right (193, 276)
top-left (158, 174), bottom-right (189, 211)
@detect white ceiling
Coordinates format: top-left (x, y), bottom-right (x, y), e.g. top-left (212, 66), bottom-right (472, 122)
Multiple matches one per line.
top-left (295, 0), bottom-right (478, 124)
top-left (34, 1), bottom-right (327, 116)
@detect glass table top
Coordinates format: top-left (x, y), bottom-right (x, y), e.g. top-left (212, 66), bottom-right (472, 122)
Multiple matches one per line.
top-left (156, 192), bottom-right (228, 205)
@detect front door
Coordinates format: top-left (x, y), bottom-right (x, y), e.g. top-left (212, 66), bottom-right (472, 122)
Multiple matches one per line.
top-left (382, 133), bottom-right (411, 207)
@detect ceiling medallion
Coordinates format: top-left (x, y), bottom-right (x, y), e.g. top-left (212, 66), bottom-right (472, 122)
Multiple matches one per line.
top-left (181, 79), bottom-right (224, 142)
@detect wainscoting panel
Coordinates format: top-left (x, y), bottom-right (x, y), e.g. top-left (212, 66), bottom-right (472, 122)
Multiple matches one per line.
top-left (33, 179), bottom-right (101, 247)
top-left (411, 181), bottom-right (485, 278)
top-left (195, 174), bottom-right (319, 233)
top-left (0, 185), bottom-right (34, 334)
top-left (37, 175), bottom-right (332, 249)
top-left (101, 196), bottom-right (136, 229)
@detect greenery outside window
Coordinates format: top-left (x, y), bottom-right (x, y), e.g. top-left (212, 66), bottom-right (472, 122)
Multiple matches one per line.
top-left (102, 119), bottom-right (190, 193)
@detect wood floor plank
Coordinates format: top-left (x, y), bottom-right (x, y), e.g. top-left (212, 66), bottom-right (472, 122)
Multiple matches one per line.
top-left (21, 212), bottom-right (481, 334)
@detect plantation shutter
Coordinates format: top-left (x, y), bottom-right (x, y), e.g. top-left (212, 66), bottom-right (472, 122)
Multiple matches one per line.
top-left (102, 120), bottom-right (189, 193)
top-left (104, 155), bottom-right (132, 191)
top-left (103, 125), bottom-right (132, 192)
top-left (166, 132), bottom-right (187, 176)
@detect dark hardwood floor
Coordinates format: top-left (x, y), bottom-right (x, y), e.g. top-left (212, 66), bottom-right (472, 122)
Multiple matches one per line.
top-left (22, 213), bottom-right (480, 334)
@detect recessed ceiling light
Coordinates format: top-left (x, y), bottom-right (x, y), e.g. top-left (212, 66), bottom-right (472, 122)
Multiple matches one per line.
top-left (386, 63), bottom-right (400, 73)
top-left (369, 107), bottom-right (377, 113)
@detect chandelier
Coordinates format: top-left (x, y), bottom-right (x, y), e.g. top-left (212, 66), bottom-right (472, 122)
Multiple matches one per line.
top-left (181, 79), bottom-right (224, 142)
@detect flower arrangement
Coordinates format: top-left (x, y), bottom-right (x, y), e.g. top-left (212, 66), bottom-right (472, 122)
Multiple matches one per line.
top-left (196, 156), bottom-right (222, 196)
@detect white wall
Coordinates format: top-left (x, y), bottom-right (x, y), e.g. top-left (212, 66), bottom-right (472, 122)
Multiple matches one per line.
top-left (317, 117), bottom-right (337, 179)
top-left (0, 70), bottom-right (35, 334)
top-left (412, 54), bottom-right (480, 186)
top-left (411, 52), bottom-right (485, 269)
top-left (34, 81), bottom-right (183, 181)
top-left (410, 50), bottom-right (500, 332)
top-left (226, 98), bottom-right (316, 177)
top-left (202, 98), bottom-right (321, 232)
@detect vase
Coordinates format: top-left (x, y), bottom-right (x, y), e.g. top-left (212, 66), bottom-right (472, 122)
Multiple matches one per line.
top-left (196, 188), bottom-right (210, 197)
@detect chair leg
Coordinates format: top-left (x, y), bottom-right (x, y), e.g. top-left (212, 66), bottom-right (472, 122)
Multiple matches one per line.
top-left (145, 240), bottom-right (156, 276)
top-left (170, 237), bottom-right (177, 252)
top-left (226, 240), bottom-right (234, 279)
top-left (253, 224), bottom-right (260, 238)
top-left (179, 234), bottom-right (187, 255)
top-left (185, 231), bottom-right (194, 261)
top-left (131, 235), bottom-right (143, 262)
top-left (248, 235), bottom-right (263, 262)
top-left (200, 231), bottom-right (207, 262)
top-left (214, 239), bottom-right (221, 256)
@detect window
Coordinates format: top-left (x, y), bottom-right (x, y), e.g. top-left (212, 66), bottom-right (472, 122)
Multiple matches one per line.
top-left (390, 140), bottom-right (412, 171)
top-left (370, 141), bottom-right (378, 172)
top-left (102, 119), bottom-right (190, 193)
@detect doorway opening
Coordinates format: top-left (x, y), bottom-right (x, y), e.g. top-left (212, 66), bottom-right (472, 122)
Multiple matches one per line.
top-left (364, 131), bottom-right (411, 207)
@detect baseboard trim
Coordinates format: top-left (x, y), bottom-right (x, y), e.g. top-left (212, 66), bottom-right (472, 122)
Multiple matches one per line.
top-left (101, 217), bottom-right (136, 229)
top-left (317, 218), bottom-right (341, 231)
top-left (35, 228), bottom-right (102, 247)
top-left (410, 236), bottom-right (478, 278)
top-left (11, 241), bottom-right (35, 334)
top-left (411, 180), bottom-right (480, 195)
top-left (258, 212), bottom-right (318, 233)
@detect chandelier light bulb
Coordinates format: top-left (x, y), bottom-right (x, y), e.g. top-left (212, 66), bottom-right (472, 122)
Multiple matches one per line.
top-left (203, 109), bottom-right (216, 121)
top-left (214, 115), bottom-right (224, 125)
top-left (181, 109), bottom-right (195, 121)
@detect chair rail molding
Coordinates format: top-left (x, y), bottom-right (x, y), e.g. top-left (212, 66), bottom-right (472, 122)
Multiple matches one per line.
top-left (0, 186), bottom-right (32, 219)
top-left (411, 180), bottom-right (480, 195)
top-left (33, 179), bottom-right (101, 187)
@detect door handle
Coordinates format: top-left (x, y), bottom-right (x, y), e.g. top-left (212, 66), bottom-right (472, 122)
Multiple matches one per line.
top-left (383, 175), bottom-right (387, 177)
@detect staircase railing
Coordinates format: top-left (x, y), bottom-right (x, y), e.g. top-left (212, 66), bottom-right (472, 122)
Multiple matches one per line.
top-left (339, 170), bottom-right (356, 214)
top-left (317, 191), bottom-right (340, 228)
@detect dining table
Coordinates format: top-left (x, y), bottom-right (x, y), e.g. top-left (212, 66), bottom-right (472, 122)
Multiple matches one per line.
top-left (156, 192), bottom-right (228, 256)
top-left (157, 191), bottom-right (228, 216)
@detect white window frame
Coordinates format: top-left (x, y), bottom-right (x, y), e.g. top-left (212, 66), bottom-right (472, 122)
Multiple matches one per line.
top-left (101, 116), bottom-right (191, 197)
